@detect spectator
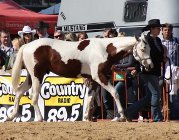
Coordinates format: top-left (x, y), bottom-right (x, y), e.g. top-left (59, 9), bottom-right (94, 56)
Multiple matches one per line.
top-left (18, 25), bottom-right (36, 44)
top-left (118, 32), bottom-right (126, 37)
top-left (125, 19), bottom-right (165, 122)
top-left (95, 35), bottom-right (103, 38)
top-left (162, 23), bottom-right (179, 119)
top-left (65, 32), bottom-right (78, 41)
top-left (162, 23), bottom-right (179, 66)
top-left (54, 30), bottom-right (65, 40)
top-left (103, 28), bottom-right (111, 38)
top-left (76, 31), bottom-right (99, 121)
top-left (35, 21), bottom-right (51, 38)
top-left (77, 32), bottom-right (88, 41)
top-left (0, 30), bottom-right (13, 53)
top-left (103, 28), bottom-right (118, 38)
top-left (12, 38), bottom-right (24, 53)
top-left (6, 37), bottom-right (24, 70)
top-left (111, 54), bottom-right (141, 121)
top-left (101, 28), bottom-right (118, 119)
top-left (101, 31), bottom-right (140, 121)
top-left (0, 30), bottom-right (14, 70)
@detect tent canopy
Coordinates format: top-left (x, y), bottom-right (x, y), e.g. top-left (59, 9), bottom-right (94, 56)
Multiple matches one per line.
top-left (39, 3), bottom-right (60, 15)
top-left (0, 0), bottom-right (58, 34)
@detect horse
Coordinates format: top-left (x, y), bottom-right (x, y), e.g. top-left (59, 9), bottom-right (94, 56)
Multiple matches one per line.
top-left (7, 33), bottom-right (153, 122)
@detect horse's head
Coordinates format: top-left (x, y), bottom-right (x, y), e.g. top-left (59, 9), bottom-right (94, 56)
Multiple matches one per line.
top-left (133, 33), bottom-right (154, 71)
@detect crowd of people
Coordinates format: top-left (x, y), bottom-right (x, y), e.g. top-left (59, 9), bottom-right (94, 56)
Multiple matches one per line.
top-left (0, 19), bottom-right (179, 122)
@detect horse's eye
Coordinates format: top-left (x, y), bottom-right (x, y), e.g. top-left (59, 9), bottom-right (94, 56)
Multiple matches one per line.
top-left (141, 49), bottom-right (145, 52)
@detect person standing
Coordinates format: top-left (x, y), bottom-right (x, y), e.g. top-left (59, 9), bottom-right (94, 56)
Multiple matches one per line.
top-left (0, 30), bottom-right (14, 69)
top-left (77, 31), bottom-right (88, 41)
top-left (53, 30), bottom-right (65, 40)
top-left (111, 54), bottom-right (141, 121)
top-left (101, 28), bottom-right (119, 119)
top-left (18, 25), bottom-right (36, 44)
top-left (162, 23), bottom-right (179, 66)
top-left (125, 19), bottom-right (165, 122)
top-left (35, 21), bottom-right (51, 38)
top-left (0, 30), bottom-right (13, 54)
top-left (65, 32), bottom-right (78, 41)
top-left (103, 28), bottom-right (118, 38)
top-left (162, 23), bottom-right (179, 119)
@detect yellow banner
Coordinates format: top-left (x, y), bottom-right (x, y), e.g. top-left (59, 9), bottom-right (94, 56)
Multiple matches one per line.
top-left (0, 76), bottom-right (32, 105)
top-left (43, 76), bottom-right (87, 106)
top-left (0, 75), bottom-right (87, 106)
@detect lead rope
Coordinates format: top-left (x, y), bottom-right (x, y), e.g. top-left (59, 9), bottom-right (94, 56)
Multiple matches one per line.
top-left (163, 57), bottom-right (172, 94)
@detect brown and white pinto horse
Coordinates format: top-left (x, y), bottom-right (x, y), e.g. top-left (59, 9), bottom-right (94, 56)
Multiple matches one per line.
top-left (7, 33), bottom-right (153, 122)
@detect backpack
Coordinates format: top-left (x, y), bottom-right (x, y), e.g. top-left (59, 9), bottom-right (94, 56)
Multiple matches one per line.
top-left (0, 49), bottom-right (6, 68)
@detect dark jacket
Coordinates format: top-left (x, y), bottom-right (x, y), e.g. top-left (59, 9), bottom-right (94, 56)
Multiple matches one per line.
top-left (141, 32), bottom-right (164, 76)
top-left (115, 54), bottom-right (141, 76)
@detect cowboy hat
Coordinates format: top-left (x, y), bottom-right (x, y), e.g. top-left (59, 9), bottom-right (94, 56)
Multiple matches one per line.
top-left (18, 25), bottom-right (36, 38)
top-left (35, 21), bottom-right (49, 29)
top-left (143, 19), bottom-right (163, 31)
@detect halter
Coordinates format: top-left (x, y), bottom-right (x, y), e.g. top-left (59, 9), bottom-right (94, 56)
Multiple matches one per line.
top-left (133, 43), bottom-right (151, 63)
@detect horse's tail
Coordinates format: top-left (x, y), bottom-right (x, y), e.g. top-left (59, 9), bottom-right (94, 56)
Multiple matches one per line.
top-left (12, 45), bottom-right (25, 91)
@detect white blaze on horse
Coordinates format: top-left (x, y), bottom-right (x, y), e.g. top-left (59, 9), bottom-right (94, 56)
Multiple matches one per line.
top-left (7, 33), bottom-right (153, 122)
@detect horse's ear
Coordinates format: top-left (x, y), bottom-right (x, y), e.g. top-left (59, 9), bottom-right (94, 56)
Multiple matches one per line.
top-left (135, 35), bottom-right (140, 41)
top-left (141, 32), bottom-right (147, 39)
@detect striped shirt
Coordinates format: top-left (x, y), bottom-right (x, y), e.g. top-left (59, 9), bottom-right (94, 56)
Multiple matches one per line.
top-left (162, 37), bottom-right (179, 66)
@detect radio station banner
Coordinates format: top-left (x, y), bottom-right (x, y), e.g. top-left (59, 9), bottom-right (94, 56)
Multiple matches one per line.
top-left (0, 74), bottom-right (88, 122)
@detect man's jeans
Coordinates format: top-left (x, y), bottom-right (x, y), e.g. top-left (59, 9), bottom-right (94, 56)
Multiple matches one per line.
top-left (114, 77), bottom-right (137, 117)
top-left (126, 74), bottom-right (163, 122)
top-left (102, 80), bottom-right (125, 119)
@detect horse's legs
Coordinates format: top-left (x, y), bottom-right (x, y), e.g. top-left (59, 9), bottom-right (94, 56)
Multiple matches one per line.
top-left (83, 81), bottom-right (96, 121)
top-left (83, 78), bottom-right (99, 121)
top-left (31, 76), bottom-right (43, 122)
top-left (91, 69), bottom-right (125, 121)
top-left (7, 75), bottom-right (32, 121)
top-left (98, 80), bottom-right (125, 120)
top-left (102, 82), bottom-right (125, 119)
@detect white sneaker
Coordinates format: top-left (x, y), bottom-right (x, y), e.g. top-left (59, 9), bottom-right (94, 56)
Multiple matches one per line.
top-left (138, 115), bottom-right (144, 122)
top-left (111, 117), bottom-right (120, 122)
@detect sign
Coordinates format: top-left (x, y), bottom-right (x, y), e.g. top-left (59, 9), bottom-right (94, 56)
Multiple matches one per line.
top-left (62, 25), bottom-right (87, 32)
top-left (113, 71), bottom-right (126, 81)
top-left (57, 22), bottom-right (115, 32)
top-left (0, 75), bottom-right (88, 122)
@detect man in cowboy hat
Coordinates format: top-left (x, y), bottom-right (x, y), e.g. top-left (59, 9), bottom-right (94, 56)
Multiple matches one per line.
top-left (142, 19), bottom-right (163, 32)
top-left (125, 19), bottom-right (165, 122)
top-left (35, 21), bottom-right (51, 38)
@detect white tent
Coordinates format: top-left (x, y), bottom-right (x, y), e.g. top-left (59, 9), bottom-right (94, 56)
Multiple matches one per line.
top-left (39, 3), bottom-right (60, 15)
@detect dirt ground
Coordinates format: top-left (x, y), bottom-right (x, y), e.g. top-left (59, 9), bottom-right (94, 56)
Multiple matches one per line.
top-left (1, 121), bottom-right (179, 140)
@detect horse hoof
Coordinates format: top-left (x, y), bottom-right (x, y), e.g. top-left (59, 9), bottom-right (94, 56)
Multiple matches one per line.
top-left (34, 119), bottom-right (43, 122)
top-left (5, 117), bottom-right (13, 122)
top-left (91, 117), bottom-right (97, 122)
top-left (5, 118), bottom-right (11, 122)
top-left (83, 119), bottom-right (90, 122)
top-left (5, 114), bottom-right (17, 122)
